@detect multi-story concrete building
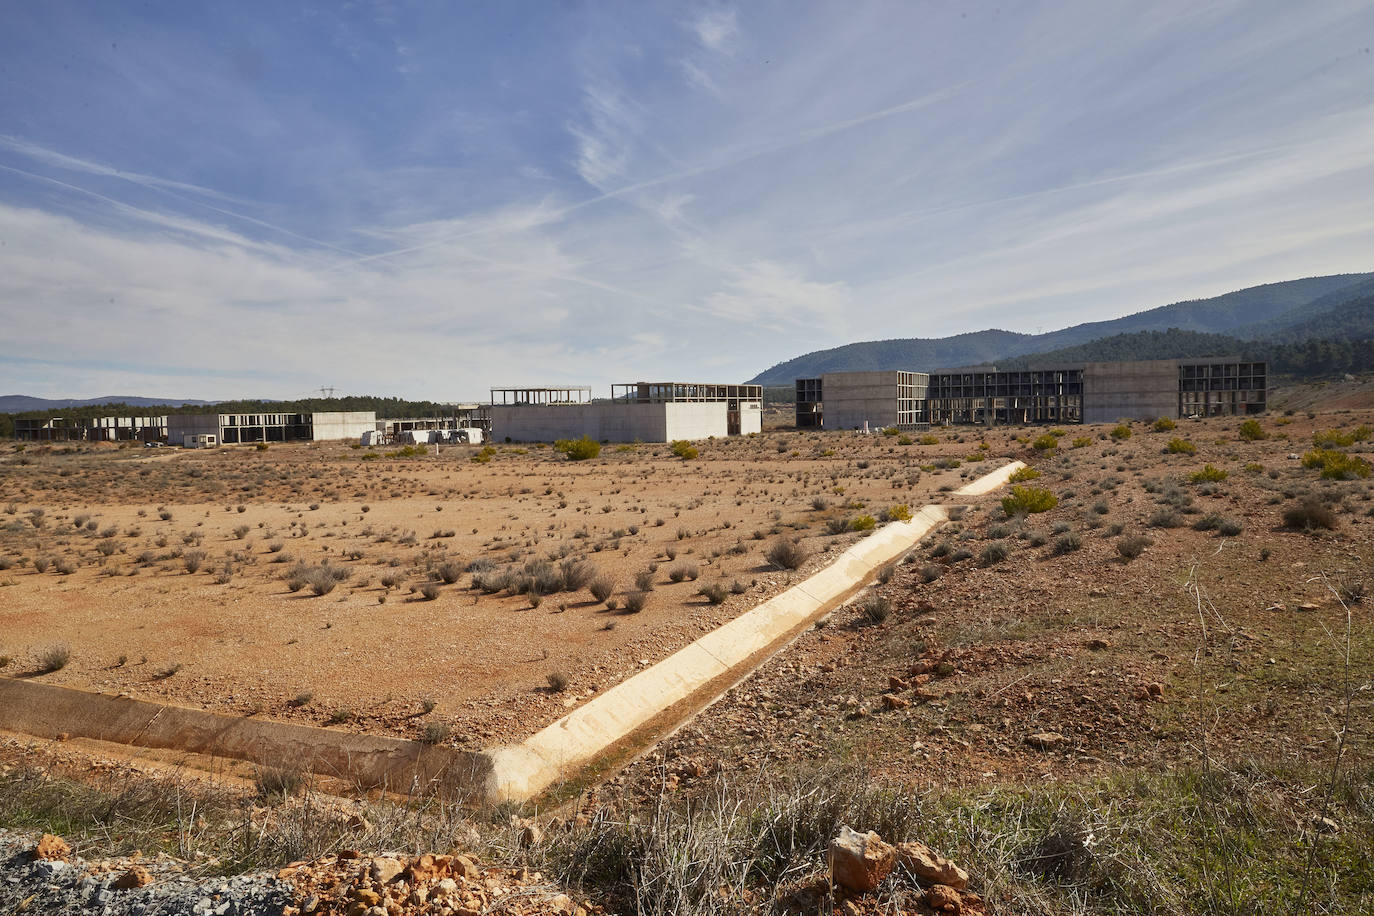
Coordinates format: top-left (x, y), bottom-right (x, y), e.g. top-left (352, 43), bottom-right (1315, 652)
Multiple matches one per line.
top-left (491, 382), bottom-right (762, 443)
top-left (797, 358), bottom-right (1266, 428)
top-left (794, 371), bottom-right (929, 430)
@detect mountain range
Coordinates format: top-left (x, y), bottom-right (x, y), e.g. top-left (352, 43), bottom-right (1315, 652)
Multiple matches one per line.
top-left (749, 272), bottom-right (1374, 385)
top-left (0, 395), bottom-right (214, 413)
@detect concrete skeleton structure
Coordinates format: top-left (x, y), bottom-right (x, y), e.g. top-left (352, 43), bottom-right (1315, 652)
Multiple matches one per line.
top-left (14, 415), bottom-right (167, 442)
top-left (167, 411), bottom-right (376, 445)
top-left (491, 382), bottom-right (763, 443)
top-left (798, 358), bottom-right (1267, 429)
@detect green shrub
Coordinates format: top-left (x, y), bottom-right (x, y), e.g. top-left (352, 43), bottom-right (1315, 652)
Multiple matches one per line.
top-left (1032, 434), bottom-right (1058, 452)
top-left (919, 434), bottom-right (940, 445)
top-left (1109, 424), bottom-right (1132, 440)
top-left (1189, 464), bottom-right (1228, 483)
top-left (1237, 419), bottom-right (1267, 441)
top-left (1071, 437), bottom-right (1092, 449)
top-left (1152, 417), bottom-right (1176, 432)
top-left (884, 504), bottom-right (913, 522)
top-left (1302, 449), bottom-right (1371, 479)
top-left (849, 515), bottom-right (877, 531)
top-left (554, 436), bottom-right (601, 461)
top-left (1312, 426), bottom-right (1370, 448)
top-left (897, 435), bottom-right (913, 445)
top-left (670, 440), bottom-right (699, 460)
top-left (1166, 438), bottom-right (1197, 455)
top-left (1008, 466), bottom-right (1041, 483)
top-left (1001, 485), bottom-right (1058, 516)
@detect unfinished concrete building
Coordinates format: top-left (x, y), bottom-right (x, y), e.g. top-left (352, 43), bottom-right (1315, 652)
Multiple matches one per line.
top-left (926, 358), bottom-right (1266, 425)
top-left (794, 371), bottom-right (929, 430)
top-left (926, 367), bottom-right (1084, 425)
top-left (14, 415), bottom-right (167, 442)
top-left (798, 358), bottom-right (1266, 428)
top-left (491, 382), bottom-right (762, 443)
top-left (166, 411), bottom-right (376, 445)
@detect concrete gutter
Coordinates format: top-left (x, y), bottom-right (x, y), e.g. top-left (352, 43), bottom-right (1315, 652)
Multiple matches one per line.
top-left (0, 678), bottom-right (491, 798)
top-left (483, 459), bottom-right (1026, 803)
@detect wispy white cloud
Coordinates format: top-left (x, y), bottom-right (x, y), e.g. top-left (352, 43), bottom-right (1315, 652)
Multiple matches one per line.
top-left (688, 8), bottom-right (738, 52)
top-left (2, 1), bottom-right (1372, 400)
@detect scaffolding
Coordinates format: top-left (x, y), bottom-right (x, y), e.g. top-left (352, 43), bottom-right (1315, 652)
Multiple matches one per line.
top-left (489, 386), bottom-right (593, 406)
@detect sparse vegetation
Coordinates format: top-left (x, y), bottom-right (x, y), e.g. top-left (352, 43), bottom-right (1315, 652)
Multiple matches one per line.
top-left (1001, 485), bottom-right (1057, 515)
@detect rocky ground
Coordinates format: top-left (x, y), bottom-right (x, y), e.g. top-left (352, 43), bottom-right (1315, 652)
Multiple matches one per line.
top-left (0, 828), bottom-right (288, 916)
top-left (2, 402), bottom-right (1372, 914)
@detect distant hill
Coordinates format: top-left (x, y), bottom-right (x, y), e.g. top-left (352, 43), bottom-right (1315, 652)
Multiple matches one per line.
top-left (0, 395), bottom-right (214, 413)
top-left (749, 272), bottom-right (1374, 384)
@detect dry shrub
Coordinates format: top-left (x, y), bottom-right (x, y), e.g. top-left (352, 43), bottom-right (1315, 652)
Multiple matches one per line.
top-left (1282, 500), bottom-right (1337, 531)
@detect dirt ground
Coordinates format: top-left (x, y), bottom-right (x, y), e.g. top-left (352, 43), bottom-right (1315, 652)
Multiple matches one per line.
top-left (0, 430), bottom-right (982, 748)
top-left (601, 406), bottom-right (1374, 803)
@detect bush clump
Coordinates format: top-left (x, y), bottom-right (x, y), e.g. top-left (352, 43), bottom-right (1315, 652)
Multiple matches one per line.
top-left (765, 538), bottom-right (809, 570)
top-left (1312, 426), bottom-right (1370, 448)
top-left (849, 515), bottom-right (877, 532)
top-left (1166, 438), bottom-right (1197, 455)
top-left (589, 576), bottom-right (617, 603)
top-left (1053, 531), bottom-right (1082, 554)
top-left (670, 440), bottom-right (699, 460)
top-left (1302, 449), bottom-right (1371, 480)
top-left (1116, 534), bottom-right (1152, 560)
top-left (1238, 419), bottom-right (1267, 441)
top-left (1001, 485), bottom-right (1058, 516)
top-left (1008, 466), bottom-right (1041, 483)
top-left (1109, 424), bottom-right (1132, 440)
top-left (1152, 417), bottom-right (1176, 432)
top-left (1189, 464), bottom-right (1228, 483)
top-left (885, 504), bottom-right (913, 522)
top-left (1031, 434), bottom-right (1058, 452)
top-left (1282, 500), bottom-right (1338, 531)
top-left (554, 436), bottom-right (601, 461)
top-left (697, 582), bottom-right (728, 605)
top-left (980, 542), bottom-right (1010, 566)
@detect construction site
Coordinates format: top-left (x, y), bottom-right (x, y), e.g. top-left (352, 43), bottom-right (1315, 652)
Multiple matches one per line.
top-left (797, 357), bottom-right (1267, 429)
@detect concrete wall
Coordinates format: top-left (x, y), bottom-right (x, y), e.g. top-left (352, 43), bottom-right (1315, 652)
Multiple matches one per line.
top-left (494, 402), bottom-right (731, 443)
top-left (167, 414), bottom-right (220, 444)
top-left (662, 402), bottom-right (730, 440)
top-left (311, 411), bottom-right (377, 441)
top-left (739, 402), bottom-right (762, 435)
top-left (822, 371), bottom-right (902, 429)
top-left (1083, 360), bottom-right (1179, 423)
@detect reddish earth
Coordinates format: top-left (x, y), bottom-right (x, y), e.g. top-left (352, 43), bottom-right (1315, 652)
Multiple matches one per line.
top-left (0, 430), bottom-right (980, 747)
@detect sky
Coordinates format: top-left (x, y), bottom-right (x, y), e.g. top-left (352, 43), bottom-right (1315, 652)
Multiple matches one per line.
top-left (1, 1), bottom-right (1372, 402)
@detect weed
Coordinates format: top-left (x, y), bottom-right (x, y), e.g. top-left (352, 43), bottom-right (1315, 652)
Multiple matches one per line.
top-left (37, 645), bottom-right (71, 673)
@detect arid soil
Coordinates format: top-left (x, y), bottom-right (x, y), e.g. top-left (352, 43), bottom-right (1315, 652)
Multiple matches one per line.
top-left (605, 408), bottom-right (1373, 801)
top-left (0, 431), bottom-right (981, 748)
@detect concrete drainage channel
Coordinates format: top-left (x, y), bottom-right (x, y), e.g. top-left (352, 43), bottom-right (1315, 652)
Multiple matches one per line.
top-left (0, 460), bottom-right (1025, 806)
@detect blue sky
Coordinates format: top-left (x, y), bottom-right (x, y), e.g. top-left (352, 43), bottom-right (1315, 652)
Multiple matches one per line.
top-left (1, 1), bottom-right (1372, 401)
